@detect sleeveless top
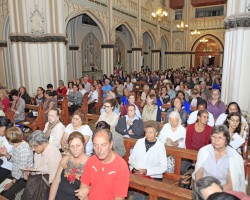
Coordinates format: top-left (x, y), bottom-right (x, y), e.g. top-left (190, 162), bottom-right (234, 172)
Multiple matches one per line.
top-left (55, 159), bottom-right (85, 200)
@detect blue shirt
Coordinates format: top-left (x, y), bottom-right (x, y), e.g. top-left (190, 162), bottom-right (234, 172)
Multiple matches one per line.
top-left (102, 84), bottom-right (112, 98)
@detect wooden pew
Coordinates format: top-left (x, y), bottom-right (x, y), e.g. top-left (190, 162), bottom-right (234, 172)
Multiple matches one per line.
top-left (19, 103), bottom-right (45, 131)
top-left (124, 137), bottom-right (196, 199)
top-left (130, 174), bottom-right (192, 200)
top-left (123, 137), bottom-right (198, 181)
top-left (57, 97), bottom-right (70, 125)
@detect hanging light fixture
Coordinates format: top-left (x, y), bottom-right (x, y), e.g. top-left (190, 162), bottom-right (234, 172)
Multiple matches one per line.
top-left (191, 29), bottom-right (200, 35)
top-left (200, 0), bottom-right (208, 43)
top-left (151, 6), bottom-right (168, 22)
top-left (176, 20), bottom-right (188, 31)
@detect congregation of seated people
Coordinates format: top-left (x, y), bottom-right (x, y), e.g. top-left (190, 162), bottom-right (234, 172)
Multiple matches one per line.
top-left (0, 65), bottom-right (249, 200)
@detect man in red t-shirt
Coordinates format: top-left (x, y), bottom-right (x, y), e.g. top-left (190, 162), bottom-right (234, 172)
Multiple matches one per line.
top-left (75, 129), bottom-right (130, 200)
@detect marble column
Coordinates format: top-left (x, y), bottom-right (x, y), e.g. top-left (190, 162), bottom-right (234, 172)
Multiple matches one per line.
top-left (6, 0), bottom-right (66, 93)
top-left (132, 48), bottom-right (142, 72)
top-left (222, 0), bottom-right (250, 116)
top-left (101, 44), bottom-right (114, 76)
top-left (152, 50), bottom-right (160, 71)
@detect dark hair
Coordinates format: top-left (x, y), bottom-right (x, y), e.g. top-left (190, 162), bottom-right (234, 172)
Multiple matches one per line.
top-left (68, 81), bottom-right (74, 88)
top-left (211, 125), bottom-right (231, 145)
top-left (171, 97), bottom-right (183, 107)
top-left (197, 110), bottom-right (208, 122)
top-left (0, 116), bottom-right (13, 128)
top-left (45, 90), bottom-right (52, 96)
top-left (9, 89), bottom-right (19, 100)
top-left (46, 84), bottom-right (53, 89)
top-left (96, 121), bottom-right (110, 130)
top-left (223, 112), bottom-right (241, 134)
top-left (5, 126), bottom-right (23, 143)
top-left (225, 102), bottom-right (241, 114)
top-left (72, 110), bottom-right (85, 124)
top-left (105, 99), bottom-right (118, 111)
top-left (192, 176), bottom-right (223, 200)
top-left (176, 90), bottom-right (185, 100)
top-left (93, 128), bottom-right (112, 143)
top-left (128, 104), bottom-right (136, 111)
top-left (68, 131), bottom-right (85, 146)
top-left (79, 83), bottom-right (85, 89)
top-left (207, 192), bottom-right (240, 200)
top-left (197, 99), bottom-right (207, 109)
top-left (37, 87), bottom-right (45, 94)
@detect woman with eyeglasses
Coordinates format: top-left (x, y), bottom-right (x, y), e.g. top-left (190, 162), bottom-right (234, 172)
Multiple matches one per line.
top-left (96, 99), bottom-right (119, 130)
top-left (207, 89), bottom-right (225, 119)
top-left (193, 125), bottom-right (245, 193)
top-left (223, 112), bottom-right (247, 154)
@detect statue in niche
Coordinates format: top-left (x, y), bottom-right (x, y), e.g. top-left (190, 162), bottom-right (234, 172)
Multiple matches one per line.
top-left (115, 44), bottom-right (121, 65)
top-left (82, 31), bottom-right (99, 71)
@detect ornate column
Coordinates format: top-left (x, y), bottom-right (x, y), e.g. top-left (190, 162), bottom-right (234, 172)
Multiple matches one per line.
top-left (222, 0), bottom-right (250, 115)
top-left (151, 50), bottom-right (160, 71)
top-left (132, 48), bottom-right (142, 72)
top-left (101, 44), bottom-right (114, 76)
top-left (7, 0), bottom-right (66, 93)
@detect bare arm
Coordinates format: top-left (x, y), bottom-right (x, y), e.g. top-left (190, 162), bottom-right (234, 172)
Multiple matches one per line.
top-left (114, 198), bottom-right (125, 200)
top-left (222, 170), bottom-right (232, 191)
top-left (60, 132), bottom-right (68, 151)
top-left (195, 167), bottom-right (204, 181)
top-left (49, 158), bottom-right (66, 200)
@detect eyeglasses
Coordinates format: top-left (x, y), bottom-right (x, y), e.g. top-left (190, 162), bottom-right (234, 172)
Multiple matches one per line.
top-left (211, 135), bottom-right (226, 141)
top-left (104, 105), bottom-right (111, 108)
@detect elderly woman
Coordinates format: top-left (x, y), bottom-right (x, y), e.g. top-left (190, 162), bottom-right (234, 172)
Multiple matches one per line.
top-left (44, 90), bottom-right (57, 121)
top-left (215, 102), bottom-right (248, 130)
top-left (0, 117), bottom-right (13, 182)
top-left (193, 125), bottom-right (246, 193)
top-left (61, 110), bottom-right (93, 156)
top-left (142, 94), bottom-right (161, 122)
top-left (56, 80), bottom-right (67, 95)
top-left (129, 120), bottom-right (167, 199)
top-left (21, 130), bottom-right (62, 200)
top-left (0, 89), bottom-right (10, 113)
top-left (96, 99), bottom-right (119, 130)
top-left (9, 89), bottom-right (25, 123)
top-left (186, 110), bottom-right (212, 151)
top-left (43, 109), bottom-right (65, 149)
top-left (207, 89), bottom-right (225, 119)
top-left (159, 111), bottom-right (186, 173)
top-left (116, 104), bottom-right (144, 139)
top-left (128, 120), bottom-right (167, 175)
top-left (0, 127), bottom-right (33, 200)
top-left (166, 97), bottom-right (188, 126)
top-left (49, 132), bottom-right (89, 200)
top-left (223, 112), bottom-right (247, 154)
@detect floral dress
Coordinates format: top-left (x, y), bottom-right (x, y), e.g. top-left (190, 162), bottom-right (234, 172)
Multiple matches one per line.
top-left (55, 159), bottom-right (84, 200)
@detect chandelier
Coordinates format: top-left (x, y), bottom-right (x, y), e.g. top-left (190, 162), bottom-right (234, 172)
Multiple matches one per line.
top-left (200, 37), bottom-right (208, 43)
top-left (176, 20), bottom-right (188, 31)
top-left (151, 7), bottom-right (168, 22)
top-left (191, 29), bottom-right (200, 35)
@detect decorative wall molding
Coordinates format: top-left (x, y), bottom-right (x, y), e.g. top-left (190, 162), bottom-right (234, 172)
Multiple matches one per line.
top-left (131, 48), bottom-right (142, 51)
top-left (0, 40), bottom-right (7, 47)
top-left (9, 34), bottom-right (67, 43)
top-left (101, 44), bottom-right (114, 48)
top-left (225, 16), bottom-right (250, 29)
top-left (151, 49), bottom-right (161, 53)
top-left (69, 45), bottom-right (79, 50)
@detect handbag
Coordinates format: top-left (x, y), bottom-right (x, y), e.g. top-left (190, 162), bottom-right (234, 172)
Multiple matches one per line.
top-left (21, 174), bottom-right (50, 200)
top-left (178, 172), bottom-right (192, 190)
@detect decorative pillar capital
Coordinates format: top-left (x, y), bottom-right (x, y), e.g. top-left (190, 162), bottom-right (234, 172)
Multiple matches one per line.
top-left (224, 15), bottom-right (250, 29)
